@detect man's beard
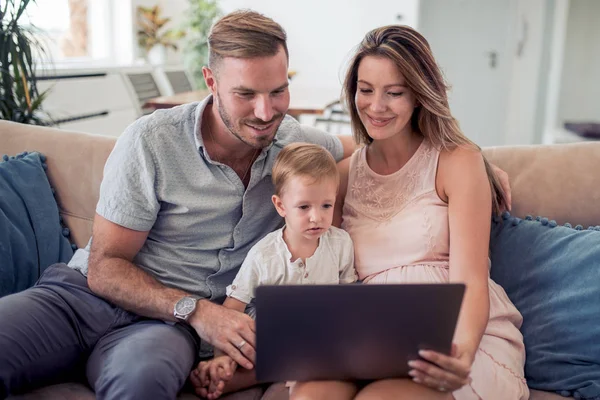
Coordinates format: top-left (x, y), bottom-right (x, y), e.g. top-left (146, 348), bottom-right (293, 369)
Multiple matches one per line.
top-left (216, 92), bottom-right (284, 149)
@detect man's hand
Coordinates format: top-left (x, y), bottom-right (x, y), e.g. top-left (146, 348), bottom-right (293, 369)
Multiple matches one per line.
top-left (189, 300), bottom-right (256, 370)
top-left (490, 163), bottom-right (512, 211)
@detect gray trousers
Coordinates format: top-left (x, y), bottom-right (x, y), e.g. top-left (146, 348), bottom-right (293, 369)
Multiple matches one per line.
top-left (0, 263), bottom-right (200, 400)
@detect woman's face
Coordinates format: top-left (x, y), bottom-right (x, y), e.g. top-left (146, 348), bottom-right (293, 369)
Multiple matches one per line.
top-left (355, 55), bottom-right (417, 142)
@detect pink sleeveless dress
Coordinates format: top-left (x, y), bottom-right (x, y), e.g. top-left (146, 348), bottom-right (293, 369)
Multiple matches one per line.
top-left (342, 140), bottom-right (529, 399)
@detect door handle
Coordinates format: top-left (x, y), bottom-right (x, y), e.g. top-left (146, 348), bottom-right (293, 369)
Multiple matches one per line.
top-left (486, 51), bottom-right (498, 68)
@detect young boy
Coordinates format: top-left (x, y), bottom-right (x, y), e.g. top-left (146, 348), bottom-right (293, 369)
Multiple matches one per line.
top-left (190, 143), bottom-right (357, 399)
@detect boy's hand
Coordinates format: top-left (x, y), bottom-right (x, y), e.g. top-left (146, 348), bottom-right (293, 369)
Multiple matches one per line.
top-left (205, 356), bottom-right (237, 389)
top-left (190, 356), bottom-right (237, 399)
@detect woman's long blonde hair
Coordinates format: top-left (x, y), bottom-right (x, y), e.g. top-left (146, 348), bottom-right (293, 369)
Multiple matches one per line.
top-left (342, 25), bottom-right (506, 214)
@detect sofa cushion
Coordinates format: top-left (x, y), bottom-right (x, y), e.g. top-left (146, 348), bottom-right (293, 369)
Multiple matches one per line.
top-left (0, 120), bottom-right (117, 248)
top-left (0, 152), bottom-right (74, 297)
top-left (7, 382), bottom-right (266, 399)
top-left (490, 212), bottom-right (600, 399)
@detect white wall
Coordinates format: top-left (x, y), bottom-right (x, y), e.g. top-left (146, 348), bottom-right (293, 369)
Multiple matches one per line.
top-left (132, 0), bottom-right (420, 101)
top-left (541, 0), bottom-right (570, 144)
top-left (217, 0), bottom-right (419, 101)
top-left (504, 0), bottom-right (547, 145)
top-left (419, 0), bottom-right (557, 146)
top-left (557, 0), bottom-right (600, 123)
top-left (141, 0), bottom-right (414, 102)
top-left (157, 0), bottom-right (189, 65)
top-left (419, 0), bottom-right (515, 146)
top-left (111, 0), bottom-right (135, 65)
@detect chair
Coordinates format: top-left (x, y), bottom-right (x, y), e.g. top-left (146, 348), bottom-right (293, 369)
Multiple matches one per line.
top-left (165, 70), bottom-right (194, 94)
top-left (314, 100), bottom-right (352, 135)
top-left (125, 72), bottom-right (162, 115)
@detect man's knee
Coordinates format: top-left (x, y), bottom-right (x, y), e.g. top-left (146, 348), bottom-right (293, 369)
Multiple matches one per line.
top-left (90, 323), bottom-right (197, 400)
top-left (94, 359), bottom-right (187, 400)
top-left (0, 289), bottom-right (83, 397)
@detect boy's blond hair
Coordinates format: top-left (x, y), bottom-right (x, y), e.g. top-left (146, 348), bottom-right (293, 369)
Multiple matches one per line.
top-left (272, 143), bottom-right (339, 196)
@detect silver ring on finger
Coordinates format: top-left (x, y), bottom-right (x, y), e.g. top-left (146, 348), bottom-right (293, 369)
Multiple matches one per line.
top-left (236, 339), bottom-right (246, 350)
top-left (438, 386), bottom-right (446, 392)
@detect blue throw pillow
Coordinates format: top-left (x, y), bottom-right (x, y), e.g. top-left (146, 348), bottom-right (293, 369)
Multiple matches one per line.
top-left (490, 212), bottom-right (600, 399)
top-left (0, 151), bottom-right (74, 297)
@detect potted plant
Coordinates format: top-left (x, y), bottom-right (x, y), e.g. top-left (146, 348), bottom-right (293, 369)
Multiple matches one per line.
top-left (0, 0), bottom-right (51, 125)
top-left (181, 0), bottom-right (221, 88)
top-left (137, 5), bottom-right (184, 65)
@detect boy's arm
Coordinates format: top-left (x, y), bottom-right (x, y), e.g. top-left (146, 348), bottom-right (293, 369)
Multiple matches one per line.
top-left (226, 247), bottom-right (262, 306)
top-left (338, 234), bottom-right (357, 284)
top-left (218, 251), bottom-right (263, 358)
top-left (223, 297), bottom-right (248, 312)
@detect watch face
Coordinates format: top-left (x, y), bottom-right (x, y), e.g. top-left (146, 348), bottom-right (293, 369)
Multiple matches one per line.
top-left (176, 297), bottom-right (196, 315)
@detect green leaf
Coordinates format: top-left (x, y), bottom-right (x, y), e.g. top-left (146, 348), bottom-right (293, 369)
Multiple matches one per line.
top-left (1, 0), bottom-right (50, 125)
top-left (182, 0), bottom-right (222, 88)
top-left (29, 87), bottom-right (49, 112)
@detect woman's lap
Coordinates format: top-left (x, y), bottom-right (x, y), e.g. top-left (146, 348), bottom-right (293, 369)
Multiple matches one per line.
top-left (364, 265), bottom-right (528, 399)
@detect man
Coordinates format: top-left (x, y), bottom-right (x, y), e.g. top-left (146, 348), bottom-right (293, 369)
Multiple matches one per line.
top-left (0, 10), bottom-right (353, 400)
top-left (0, 10), bottom-right (509, 400)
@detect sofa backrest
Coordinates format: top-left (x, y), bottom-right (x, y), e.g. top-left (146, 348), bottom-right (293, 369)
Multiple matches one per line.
top-left (0, 120), bottom-right (116, 248)
top-left (2, 120), bottom-right (600, 249)
top-left (483, 143), bottom-right (600, 227)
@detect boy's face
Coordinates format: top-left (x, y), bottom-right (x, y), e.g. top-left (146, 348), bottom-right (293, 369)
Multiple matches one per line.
top-left (272, 176), bottom-right (338, 242)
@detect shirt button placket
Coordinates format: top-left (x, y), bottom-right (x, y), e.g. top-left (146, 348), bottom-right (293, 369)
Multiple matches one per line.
top-left (301, 262), bottom-right (309, 280)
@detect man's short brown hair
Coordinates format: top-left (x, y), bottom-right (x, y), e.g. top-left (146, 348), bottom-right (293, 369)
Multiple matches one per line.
top-left (272, 143), bottom-right (339, 196)
top-left (208, 10), bottom-right (289, 74)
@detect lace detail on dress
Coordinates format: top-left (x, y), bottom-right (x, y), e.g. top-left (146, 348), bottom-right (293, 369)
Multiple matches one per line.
top-left (421, 207), bottom-right (435, 256)
top-left (347, 141), bottom-right (435, 222)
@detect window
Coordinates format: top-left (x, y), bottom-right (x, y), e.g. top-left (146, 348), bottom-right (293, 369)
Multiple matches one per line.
top-left (23, 0), bottom-right (113, 65)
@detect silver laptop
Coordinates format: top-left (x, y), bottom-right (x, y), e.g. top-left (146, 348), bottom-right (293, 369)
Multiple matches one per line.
top-left (255, 283), bottom-right (465, 383)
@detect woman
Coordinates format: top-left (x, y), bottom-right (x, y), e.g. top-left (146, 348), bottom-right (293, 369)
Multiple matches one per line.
top-left (291, 25), bottom-right (528, 400)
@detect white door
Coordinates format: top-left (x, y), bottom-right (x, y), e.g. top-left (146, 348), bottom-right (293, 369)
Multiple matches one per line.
top-left (418, 0), bottom-right (515, 146)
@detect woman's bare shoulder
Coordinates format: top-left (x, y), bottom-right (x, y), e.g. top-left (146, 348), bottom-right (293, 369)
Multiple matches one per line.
top-left (439, 145), bottom-right (484, 173)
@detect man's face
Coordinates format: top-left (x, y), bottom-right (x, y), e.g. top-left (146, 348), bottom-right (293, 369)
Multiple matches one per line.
top-left (205, 47), bottom-right (290, 149)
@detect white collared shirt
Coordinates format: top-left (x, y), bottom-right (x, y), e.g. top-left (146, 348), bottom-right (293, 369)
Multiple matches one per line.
top-left (226, 226), bottom-right (356, 304)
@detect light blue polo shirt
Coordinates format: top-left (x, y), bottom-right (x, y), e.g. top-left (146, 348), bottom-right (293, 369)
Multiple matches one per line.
top-left (68, 96), bottom-right (343, 300)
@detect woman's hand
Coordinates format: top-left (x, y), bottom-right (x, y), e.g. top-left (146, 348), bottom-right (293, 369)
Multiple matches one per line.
top-left (407, 343), bottom-right (473, 393)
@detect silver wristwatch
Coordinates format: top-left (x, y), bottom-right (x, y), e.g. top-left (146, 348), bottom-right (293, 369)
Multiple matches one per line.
top-left (174, 296), bottom-right (200, 322)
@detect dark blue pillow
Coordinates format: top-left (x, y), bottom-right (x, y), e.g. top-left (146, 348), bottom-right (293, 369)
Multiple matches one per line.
top-left (0, 152), bottom-right (74, 297)
top-left (490, 212), bottom-right (600, 399)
